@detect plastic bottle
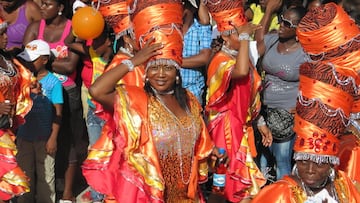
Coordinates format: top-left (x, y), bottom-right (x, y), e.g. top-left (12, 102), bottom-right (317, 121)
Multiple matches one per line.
top-left (212, 148), bottom-right (226, 194)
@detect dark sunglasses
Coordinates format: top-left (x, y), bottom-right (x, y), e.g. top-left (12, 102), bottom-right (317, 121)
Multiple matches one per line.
top-left (279, 15), bottom-right (297, 28)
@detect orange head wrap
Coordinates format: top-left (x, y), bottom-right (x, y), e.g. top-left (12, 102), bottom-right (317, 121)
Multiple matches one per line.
top-left (205, 0), bottom-right (247, 33)
top-left (297, 3), bottom-right (360, 56)
top-left (92, 0), bottom-right (132, 39)
top-left (293, 4), bottom-right (360, 165)
top-left (128, 0), bottom-right (183, 69)
top-left (292, 61), bottom-right (359, 165)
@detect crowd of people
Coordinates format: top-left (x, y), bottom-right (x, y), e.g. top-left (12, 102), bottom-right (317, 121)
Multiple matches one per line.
top-left (0, 0), bottom-right (359, 203)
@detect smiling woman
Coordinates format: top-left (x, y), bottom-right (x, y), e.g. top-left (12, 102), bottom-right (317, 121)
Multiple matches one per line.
top-left (82, 0), bottom-right (214, 202)
top-left (254, 4), bottom-right (308, 181)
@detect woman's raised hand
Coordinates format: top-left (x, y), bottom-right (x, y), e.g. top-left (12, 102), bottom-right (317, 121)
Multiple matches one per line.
top-left (266, 0), bottom-right (283, 13)
top-left (131, 37), bottom-right (164, 67)
top-left (235, 23), bottom-right (262, 36)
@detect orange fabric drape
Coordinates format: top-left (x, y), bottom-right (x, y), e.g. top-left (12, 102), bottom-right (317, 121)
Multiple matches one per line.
top-left (210, 8), bottom-right (247, 32)
top-left (297, 3), bottom-right (360, 55)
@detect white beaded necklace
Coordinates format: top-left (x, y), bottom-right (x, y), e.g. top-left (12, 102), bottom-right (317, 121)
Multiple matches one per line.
top-left (0, 55), bottom-right (16, 77)
top-left (298, 174), bottom-right (339, 202)
top-left (118, 47), bottom-right (134, 57)
top-left (221, 45), bottom-right (238, 57)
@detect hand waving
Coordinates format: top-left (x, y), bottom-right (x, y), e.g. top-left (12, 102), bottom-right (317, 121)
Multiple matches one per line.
top-left (131, 37), bottom-right (164, 67)
top-left (234, 22), bottom-right (262, 36)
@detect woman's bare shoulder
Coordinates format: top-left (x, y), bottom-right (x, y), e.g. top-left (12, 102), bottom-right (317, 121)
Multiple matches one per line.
top-left (25, 0), bottom-right (41, 21)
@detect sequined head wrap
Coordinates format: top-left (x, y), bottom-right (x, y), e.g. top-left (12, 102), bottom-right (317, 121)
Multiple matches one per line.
top-left (127, 0), bottom-right (183, 69)
top-left (204, 0), bottom-right (247, 35)
top-left (297, 3), bottom-right (359, 57)
top-left (92, 0), bottom-right (133, 39)
top-left (293, 3), bottom-right (360, 165)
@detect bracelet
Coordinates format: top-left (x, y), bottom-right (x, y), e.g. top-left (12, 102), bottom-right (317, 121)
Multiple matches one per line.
top-left (238, 33), bottom-right (250, 41)
top-left (121, 59), bottom-right (135, 72)
top-left (257, 115), bottom-right (266, 127)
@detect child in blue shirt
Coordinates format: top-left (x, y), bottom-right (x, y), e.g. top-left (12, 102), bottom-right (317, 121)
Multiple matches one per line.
top-left (16, 39), bottom-right (63, 203)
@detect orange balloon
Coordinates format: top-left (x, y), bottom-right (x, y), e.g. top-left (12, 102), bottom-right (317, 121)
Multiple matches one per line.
top-left (72, 6), bottom-right (105, 40)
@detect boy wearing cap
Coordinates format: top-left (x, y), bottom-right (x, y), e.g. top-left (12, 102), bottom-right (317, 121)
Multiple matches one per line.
top-left (16, 39), bottom-right (63, 203)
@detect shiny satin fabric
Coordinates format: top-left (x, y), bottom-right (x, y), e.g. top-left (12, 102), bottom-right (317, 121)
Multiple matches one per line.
top-left (206, 51), bottom-right (265, 202)
top-left (299, 75), bottom-right (353, 116)
top-left (293, 61), bottom-right (359, 165)
top-left (293, 115), bottom-right (340, 157)
top-left (106, 53), bottom-right (145, 87)
top-left (83, 86), bottom-right (213, 202)
top-left (338, 134), bottom-right (360, 184)
top-left (83, 52), bottom-right (146, 201)
top-left (205, 0), bottom-right (246, 33)
top-left (247, 66), bottom-right (262, 158)
top-left (252, 171), bottom-right (360, 202)
top-left (132, 3), bottom-right (183, 66)
top-left (13, 59), bottom-right (33, 120)
top-left (97, 0), bottom-right (131, 35)
top-left (0, 59), bottom-right (32, 200)
top-left (297, 3), bottom-right (360, 55)
top-left (209, 8), bottom-right (247, 32)
top-left (90, 53), bottom-right (145, 121)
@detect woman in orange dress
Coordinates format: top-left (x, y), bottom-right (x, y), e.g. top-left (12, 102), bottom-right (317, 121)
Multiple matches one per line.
top-left (0, 17), bottom-right (32, 201)
top-left (82, 0), bottom-right (214, 202)
top-left (253, 3), bottom-right (360, 202)
top-left (204, 0), bottom-right (269, 202)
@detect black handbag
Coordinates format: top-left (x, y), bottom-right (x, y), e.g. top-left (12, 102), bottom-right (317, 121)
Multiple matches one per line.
top-left (265, 108), bottom-right (295, 143)
top-left (0, 115), bottom-right (11, 129)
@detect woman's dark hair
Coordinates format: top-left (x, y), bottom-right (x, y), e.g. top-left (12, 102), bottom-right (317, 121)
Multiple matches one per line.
top-left (183, 0), bottom-right (200, 20)
top-left (144, 68), bottom-right (189, 110)
top-left (287, 6), bottom-right (307, 23)
top-left (322, 0), bottom-right (342, 4)
top-left (3, 0), bottom-right (26, 13)
top-left (113, 36), bottom-right (125, 53)
top-left (0, 49), bottom-right (12, 59)
top-left (54, 0), bottom-right (71, 19)
top-left (343, 0), bottom-right (360, 25)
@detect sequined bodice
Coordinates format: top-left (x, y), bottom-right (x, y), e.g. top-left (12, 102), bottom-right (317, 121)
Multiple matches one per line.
top-left (0, 57), bottom-right (19, 104)
top-left (149, 96), bottom-right (201, 203)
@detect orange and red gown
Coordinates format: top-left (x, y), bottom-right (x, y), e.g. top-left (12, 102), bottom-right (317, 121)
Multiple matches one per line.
top-left (0, 59), bottom-right (32, 200)
top-left (205, 51), bottom-right (265, 202)
top-left (83, 83), bottom-right (213, 202)
top-left (252, 171), bottom-right (360, 202)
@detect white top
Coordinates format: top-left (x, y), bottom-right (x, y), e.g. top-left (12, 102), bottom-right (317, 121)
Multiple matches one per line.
top-left (305, 189), bottom-right (338, 203)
